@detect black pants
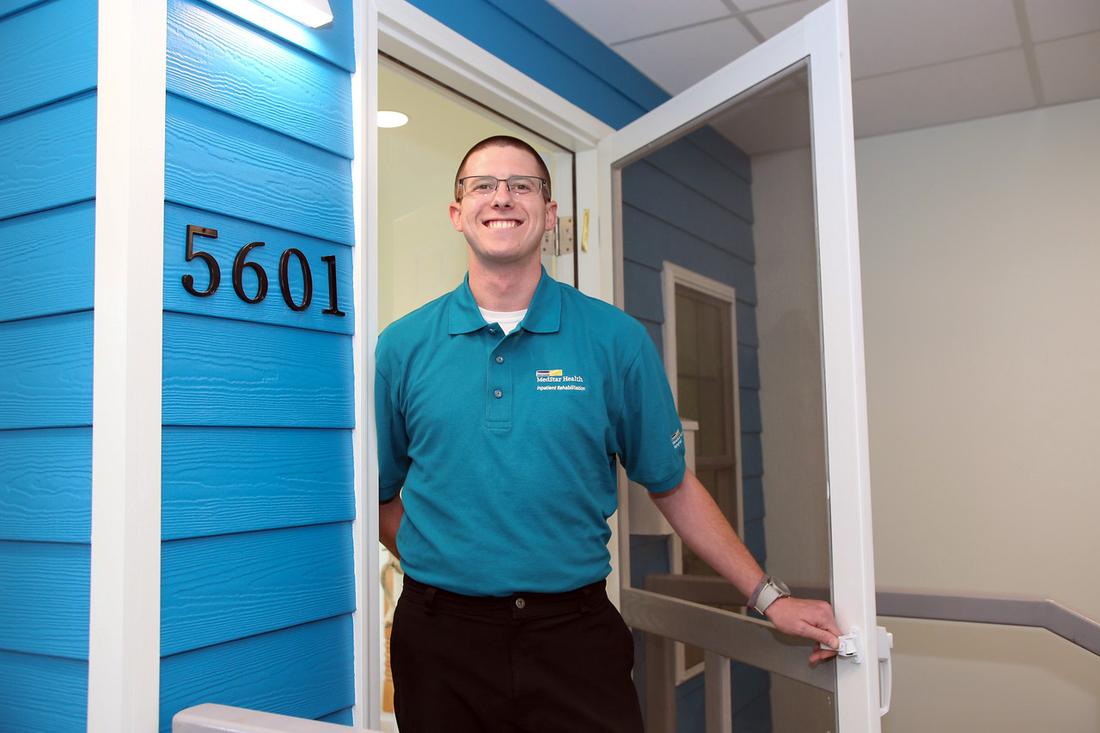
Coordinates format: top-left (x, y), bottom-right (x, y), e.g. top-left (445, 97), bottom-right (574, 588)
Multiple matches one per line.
top-left (391, 576), bottom-right (644, 733)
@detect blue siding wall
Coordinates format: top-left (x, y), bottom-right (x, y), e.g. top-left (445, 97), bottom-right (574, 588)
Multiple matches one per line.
top-left (0, 0), bottom-right (96, 730)
top-left (159, 1), bottom-right (356, 729)
top-left (413, 4), bottom-right (771, 729)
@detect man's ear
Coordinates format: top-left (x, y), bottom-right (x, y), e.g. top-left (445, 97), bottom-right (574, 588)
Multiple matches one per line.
top-left (544, 200), bottom-right (558, 231)
top-left (449, 200), bottom-right (463, 232)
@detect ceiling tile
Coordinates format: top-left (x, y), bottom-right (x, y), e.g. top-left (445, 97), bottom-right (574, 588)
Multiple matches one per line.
top-left (546, 0), bottom-right (730, 46)
top-left (849, 0), bottom-right (1021, 79)
top-left (1024, 0), bottom-right (1100, 43)
top-left (746, 0), bottom-right (825, 38)
top-left (613, 17), bottom-right (760, 94)
top-left (734, 0), bottom-right (800, 11)
top-left (1035, 31), bottom-right (1100, 105)
top-left (853, 49), bottom-right (1036, 138)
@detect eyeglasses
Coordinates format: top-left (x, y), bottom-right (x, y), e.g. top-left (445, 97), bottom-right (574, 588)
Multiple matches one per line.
top-left (457, 175), bottom-right (549, 200)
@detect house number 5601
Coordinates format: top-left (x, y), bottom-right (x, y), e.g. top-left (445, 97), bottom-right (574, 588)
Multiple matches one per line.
top-left (182, 224), bottom-right (346, 317)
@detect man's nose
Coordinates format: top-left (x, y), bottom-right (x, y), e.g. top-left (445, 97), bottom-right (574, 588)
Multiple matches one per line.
top-left (490, 180), bottom-right (514, 206)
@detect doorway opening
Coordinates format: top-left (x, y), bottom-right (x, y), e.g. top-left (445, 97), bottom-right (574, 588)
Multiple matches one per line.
top-left (375, 54), bottom-right (576, 730)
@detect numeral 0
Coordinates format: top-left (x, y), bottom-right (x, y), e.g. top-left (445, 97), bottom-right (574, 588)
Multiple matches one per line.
top-left (279, 248), bottom-right (312, 312)
top-left (181, 225), bottom-right (345, 317)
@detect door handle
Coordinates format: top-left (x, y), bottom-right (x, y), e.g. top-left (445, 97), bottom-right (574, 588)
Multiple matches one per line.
top-left (820, 625), bottom-right (894, 716)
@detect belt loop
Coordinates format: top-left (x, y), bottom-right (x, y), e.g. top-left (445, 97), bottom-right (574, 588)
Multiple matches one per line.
top-left (424, 586), bottom-right (437, 616)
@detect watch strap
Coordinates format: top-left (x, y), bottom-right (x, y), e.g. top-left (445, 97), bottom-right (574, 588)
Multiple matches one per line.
top-left (750, 576), bottom-right (790, 614)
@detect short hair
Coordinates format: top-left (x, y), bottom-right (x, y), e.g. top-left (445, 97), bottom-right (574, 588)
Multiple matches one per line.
top-left (454, 135), bottom-right (552, 201)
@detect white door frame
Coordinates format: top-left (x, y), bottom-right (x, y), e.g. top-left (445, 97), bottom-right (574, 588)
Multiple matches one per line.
top-left (598, 0), bottom-right (880, 728)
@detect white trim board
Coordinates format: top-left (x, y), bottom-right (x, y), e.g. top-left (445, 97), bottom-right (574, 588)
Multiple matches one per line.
top-left (87, 0), bottom-right (167, 730)
top-left (351, 0), bottom-right (383, 728)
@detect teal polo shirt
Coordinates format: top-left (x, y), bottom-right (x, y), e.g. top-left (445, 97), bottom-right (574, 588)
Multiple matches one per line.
top-left (375, 268), bottom-right (686, 596)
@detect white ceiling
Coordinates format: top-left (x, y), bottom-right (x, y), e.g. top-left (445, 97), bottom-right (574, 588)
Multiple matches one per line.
top-left (547, 0), bottom-right (1100, 139)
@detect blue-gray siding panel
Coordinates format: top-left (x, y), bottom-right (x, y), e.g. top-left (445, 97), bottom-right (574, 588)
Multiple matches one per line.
top-left (622, 203), bottom-right (757, 304)
top-left (162, 426), bottom-right (354, 541)
top-left (0, 201), bottom-right (95, 323)
top-left (168, 0), bottom-right (352, 157)
top-left (623, 160), bottom-right (755, 264)
top-left (0, 541), bottom-right (88, 659)
top-left (0, 0), bottom-right (96, 121)
top-left (0, 310), bottom-right (93, 429)
top-left (159, 615), bottom-right (354, 733)
top-left (160, 3), bottom-right (356, 727)
top-left (0, 92), bottom-right (95, 221)
top-left (161, 523), bottom-right (355, 656)
top-left (202, 0), bottom-right (355, 72)
top-left (164, 94), bottom-right (353, 245)
top-left (0, 427), bottom-right (90, 543)
top-left (0, 651), bottom-right (87, 733)
top-left (162, 312), bottom-right (354, 427)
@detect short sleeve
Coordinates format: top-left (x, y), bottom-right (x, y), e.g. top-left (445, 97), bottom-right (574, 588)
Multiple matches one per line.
top-left (616, 336), bottom-right (686, 493)
top-left (375, 360), bottom-right (410, 503)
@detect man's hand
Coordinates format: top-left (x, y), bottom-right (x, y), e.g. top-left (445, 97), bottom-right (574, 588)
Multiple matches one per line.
top-left (763, 596), bottom-right (842, 665)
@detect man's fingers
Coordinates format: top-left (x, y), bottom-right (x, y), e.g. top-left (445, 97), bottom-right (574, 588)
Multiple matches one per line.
top-left (809, 647), bottom-right (837, 665)
top-left (798, 621), bottom-right (839, 651)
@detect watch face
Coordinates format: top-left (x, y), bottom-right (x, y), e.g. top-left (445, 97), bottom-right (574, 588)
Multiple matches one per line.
top-left (775, 578), bottom-right (791, 595)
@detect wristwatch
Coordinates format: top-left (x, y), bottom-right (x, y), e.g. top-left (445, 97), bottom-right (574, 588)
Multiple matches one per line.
top-left (748, 575), bottom-right (791, 615)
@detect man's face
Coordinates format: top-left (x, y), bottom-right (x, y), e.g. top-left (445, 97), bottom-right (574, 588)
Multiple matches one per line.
top-left (449, 145), bottom-right (557, 267)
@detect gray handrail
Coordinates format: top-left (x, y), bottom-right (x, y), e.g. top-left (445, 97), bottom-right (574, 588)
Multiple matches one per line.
top-left (172, 704), bottom-right (374, 732)
top-left (641, 573), bottom-right (1100, 657)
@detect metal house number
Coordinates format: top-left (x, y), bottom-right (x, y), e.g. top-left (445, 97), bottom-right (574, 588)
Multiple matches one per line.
top-left (182, 224), bottom-right (346, 317)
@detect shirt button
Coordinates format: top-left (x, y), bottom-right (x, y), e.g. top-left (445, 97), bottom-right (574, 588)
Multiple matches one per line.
top-left (515, 597), bottom-right (526, 609)
top-left (495, 355), bottom-right (504, 364)
top-left (493, 389), bottom-right (503, 399)
top-left (488, 327), bottom-right (497, 335)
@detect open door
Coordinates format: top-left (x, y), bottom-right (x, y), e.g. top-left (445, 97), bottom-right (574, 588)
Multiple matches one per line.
top-left (600, 1), bottom-right (886, 729)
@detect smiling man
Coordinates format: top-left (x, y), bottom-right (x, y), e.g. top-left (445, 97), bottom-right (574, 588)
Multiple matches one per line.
top-left (374, 135), bottom-right (841, 733)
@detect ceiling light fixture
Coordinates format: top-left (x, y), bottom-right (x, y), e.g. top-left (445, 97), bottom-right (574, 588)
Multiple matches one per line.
top-left (255, 0), bottom-right (334, 28)
top-left (378, 111), bottom-right (409, 129)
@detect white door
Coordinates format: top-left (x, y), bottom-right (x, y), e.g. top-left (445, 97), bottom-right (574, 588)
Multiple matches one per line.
top-left (599, 0), bottom-right (886, 729)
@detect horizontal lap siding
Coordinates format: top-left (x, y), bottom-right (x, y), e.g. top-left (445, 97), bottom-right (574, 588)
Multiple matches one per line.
top-left (159, 2), bottom-right (356, 727)
top-left (0, 1), bottom-right (95, 730)
top-left (159, 616), bottom-right (354, 733)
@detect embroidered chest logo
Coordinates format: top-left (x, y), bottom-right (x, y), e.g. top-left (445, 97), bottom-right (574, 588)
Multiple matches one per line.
top-left (535, 369), bottom-right (587, 392)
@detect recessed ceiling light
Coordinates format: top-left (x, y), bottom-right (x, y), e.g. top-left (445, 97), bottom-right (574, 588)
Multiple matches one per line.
top-left (378, 111), bottom-right (409, 129)
top-left (255, 0), bottom-right (333, 28)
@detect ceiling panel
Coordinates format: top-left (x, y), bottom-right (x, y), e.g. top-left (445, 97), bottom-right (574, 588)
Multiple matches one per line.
top-left (848, 0), bottom-right (1021, 79)
top-left (1035, 32), bottom-right (1100, 105)
top-left (734, 0), bottom-right (802, 11)
top-left (746, 0), bottom-right (825, 39)
top-left (1024, 0), bottom-right (1100, 43)
top-left (547, 0), bottom-right (730, 46)
top-left (853, 49), bottom-right (1035, 138)
top-left (613, 17), bottom-right (759, 94)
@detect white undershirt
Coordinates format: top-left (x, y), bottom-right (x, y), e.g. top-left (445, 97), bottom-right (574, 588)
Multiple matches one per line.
top-left (478, 307), bottom-right (527, 335)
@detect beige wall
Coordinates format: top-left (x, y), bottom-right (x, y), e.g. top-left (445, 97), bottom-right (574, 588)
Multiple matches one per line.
top-left (858, 98), bottom-right (1100, 731)
top-left (750, 97), bottom-right (1100, 730)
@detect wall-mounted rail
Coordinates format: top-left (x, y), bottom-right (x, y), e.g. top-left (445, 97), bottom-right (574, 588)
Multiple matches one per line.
top-left (643, 573), bottom-right (1100, 657)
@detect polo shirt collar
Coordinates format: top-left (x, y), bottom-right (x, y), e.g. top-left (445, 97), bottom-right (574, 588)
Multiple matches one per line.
top-left (446, 268), bottom-right (562, 335)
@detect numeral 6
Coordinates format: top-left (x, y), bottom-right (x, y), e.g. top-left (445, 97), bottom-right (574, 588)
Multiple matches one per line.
top-left (233, 241), bottom-right (269, 304)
